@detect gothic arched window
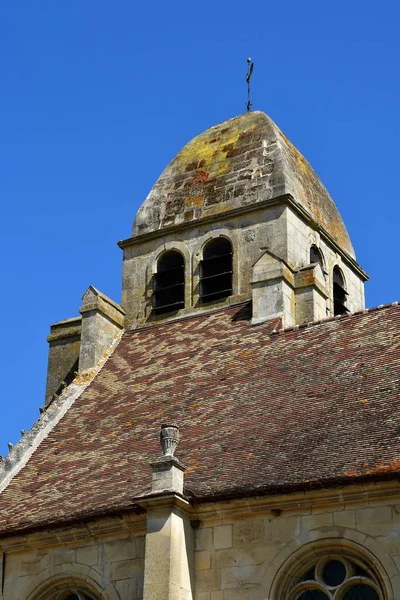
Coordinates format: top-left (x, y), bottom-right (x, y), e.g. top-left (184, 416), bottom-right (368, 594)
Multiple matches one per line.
top-left (333, 265), bottom-right (348, 316)
top-left (200, 237), bottom-right (233, 303)
top-left (287, 554), bottom-right (384, 599)
top-left (153, 250), bottom-right (185, 315)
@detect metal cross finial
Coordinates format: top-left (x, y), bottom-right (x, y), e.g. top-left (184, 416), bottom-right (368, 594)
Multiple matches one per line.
top-left (246, 57), bottom-right (254, 112)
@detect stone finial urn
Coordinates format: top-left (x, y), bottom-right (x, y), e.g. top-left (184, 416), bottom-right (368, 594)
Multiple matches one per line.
top-left (160, 424), bottom-right (179, 457)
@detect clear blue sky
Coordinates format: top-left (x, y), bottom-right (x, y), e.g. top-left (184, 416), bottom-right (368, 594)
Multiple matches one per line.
top-left (1, 1), bottom-right (399, 456)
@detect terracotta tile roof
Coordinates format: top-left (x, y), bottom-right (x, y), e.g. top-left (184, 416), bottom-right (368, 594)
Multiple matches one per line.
top-left (1, 302), bottom-right (400, 534)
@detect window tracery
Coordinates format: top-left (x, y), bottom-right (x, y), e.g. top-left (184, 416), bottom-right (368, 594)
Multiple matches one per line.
top-left (62, 595), bottom-right (93, 600)
top-left (57, 593), bottom-right (95, 600)
top-left (288, 554), bottom-right (383, 600)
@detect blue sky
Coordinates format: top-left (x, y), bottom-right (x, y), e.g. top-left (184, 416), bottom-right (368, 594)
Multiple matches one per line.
top-left (1, 1), bottom-right (399, 456)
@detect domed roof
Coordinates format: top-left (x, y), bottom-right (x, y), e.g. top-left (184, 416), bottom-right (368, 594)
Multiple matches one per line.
top-left (133, 111), bottom-right (354, 257)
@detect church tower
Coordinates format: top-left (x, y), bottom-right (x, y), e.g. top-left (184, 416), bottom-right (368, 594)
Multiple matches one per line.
top-left (119, 110), bottom-right (367, 330)
top-left (45, 111), bottom-right (369, 403)
top-left (2, 110), bottom-right (400, 600)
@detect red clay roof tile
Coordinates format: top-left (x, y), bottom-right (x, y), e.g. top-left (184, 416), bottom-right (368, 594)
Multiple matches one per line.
top-left (0, 301), bottom-right (399, 534)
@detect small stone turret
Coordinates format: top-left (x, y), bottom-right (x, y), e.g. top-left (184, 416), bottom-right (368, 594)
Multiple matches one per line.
top-left (45, 316), bottom-right (82, 405)
top-left (45, 286), bottom-right (125, 404)
top-left (79, 286), bottom-right (125, 372)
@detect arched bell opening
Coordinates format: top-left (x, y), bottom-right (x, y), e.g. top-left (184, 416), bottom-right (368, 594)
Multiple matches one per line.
top-left (153, 250), bottom-right (185, 315)
top-left (200, 237), bottom-right (233, 304)
top-left (310, 245), bottom-right (325, 270)
top-left (333, 266), bottom-right (348, 316)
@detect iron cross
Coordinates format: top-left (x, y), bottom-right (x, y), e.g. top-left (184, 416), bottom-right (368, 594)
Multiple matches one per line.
top-left (246, 57), bottom-right (254, 111)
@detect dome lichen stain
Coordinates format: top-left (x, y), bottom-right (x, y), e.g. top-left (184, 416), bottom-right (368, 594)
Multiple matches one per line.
top-left (174, 117), bottom-right (258, 180)
top-left (132, 111), bottom-right (354, 257)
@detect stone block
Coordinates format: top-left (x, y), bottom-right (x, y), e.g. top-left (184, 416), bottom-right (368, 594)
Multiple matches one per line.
top-left (215, 545), bottom-right (275, 568)
top-left (106, 540), bottom-right (136, 562)
top-left (355, 506), bottom-right (392, 535)
top-left (301, 512), bottom-right (333, 532)
top-left (195, 551), bottom-right (211, 571)
top-left (196, 528), bottom-right (213, 551)
top-left (76, 545), bottom-right (98, 566)
top-left (220, 564), bottom-right (265, 588)
top-left (116, 577), bottom-right (137, 599)
top-left (52, 547), bottom-right (75, 567)
top-left (232, 519), bottom-right (264, 547)
top-left (214, 525), bottom-right (232, 550)
top-left (376, 535), bottom-right (400, 556)
top-left (137, 566), bottom-right (144, 598)
top-left (195, 568), bottom-right (221, 591)
top-left (333, 509), bottom-right (355, 529)
top-left (264, 515), bottom-right (301, 543)
top-left (18, 558), bottom-right (42, 576)
top-left (136, 535), bottom-right (146, 558)
top-left (196, 593), bottom-right (211, 600)
top-left (111, 559), bottom-right (136, 581)
top-left (223, 587), bottom-right (267, 600)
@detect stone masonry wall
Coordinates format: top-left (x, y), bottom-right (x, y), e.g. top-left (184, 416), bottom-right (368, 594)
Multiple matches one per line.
top-left (286, 208), bottom-right (365, 315)
top-left (122, 205), bottom-right (288, 329)
top-left (194, 495), bottom-right (400, 600)
top-left (122, 203), bottom-right (365, 329)
top-left (1, 520), bottom-right (145, 600)
top-left (2, 491), bottom-right (400, 599)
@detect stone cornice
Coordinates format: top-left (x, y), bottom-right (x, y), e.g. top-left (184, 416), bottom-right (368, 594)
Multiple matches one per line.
top-left (118, 194), bottom-right (369, 282)
top-left (133, 491), bottom-right (191, 513)
top-left (47, 316), bottom-right (82, 343)
top-left (190, 479), bottom-right (400, 521)
top-left (1, 479), bottom-right (398, 552)
top-left (0, 512), bottom-right (146, 553)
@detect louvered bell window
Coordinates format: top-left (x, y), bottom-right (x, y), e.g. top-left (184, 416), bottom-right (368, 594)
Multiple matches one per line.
top-left (200, 238), bottom-right (233, 303)
top-left (153, 250), bottom-right (185, 315)
top-left (333, 266), bottom-right (348, 316)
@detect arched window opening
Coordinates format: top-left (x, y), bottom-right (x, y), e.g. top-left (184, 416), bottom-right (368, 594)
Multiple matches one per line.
top-left (333, 266), bottom-right (348, 316)
top-left (153, 250), bottom-right (185, 315)
top-left (288, 554), bottom-right (383, 600)
top-left (200, 238), bottom-right (233, 303)
top-left (310, 245), bottom-right (324, 268)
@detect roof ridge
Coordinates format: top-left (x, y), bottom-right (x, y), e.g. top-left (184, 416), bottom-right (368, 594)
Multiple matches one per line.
top-left (271, 301), bottom-right (400, 335)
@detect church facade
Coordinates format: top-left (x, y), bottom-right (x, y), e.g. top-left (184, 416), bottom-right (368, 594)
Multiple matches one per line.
top-left (0, 111), bottom-right (399, 600)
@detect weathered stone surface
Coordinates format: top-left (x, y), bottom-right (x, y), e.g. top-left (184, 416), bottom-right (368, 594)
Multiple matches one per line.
top-left (0, 522), bottom-right (145, 600)
top-left (132, 111), bottom-right (354, 258)
top-left (79, 286), bottom-right (125, 372)
top-left (121, 203), bottom-right (366, 329)
top-left (45, 316), bottom-right (81, 403)
top-left (214, 526), bottom-right (232, 550)
top-left (143, 504), bottom-right (194, 600)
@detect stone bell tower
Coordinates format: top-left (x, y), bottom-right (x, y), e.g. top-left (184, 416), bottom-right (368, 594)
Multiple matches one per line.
top-left (118, 111), bottom-right (367, 330)
top-left (44, 110), bottom-right (368, 402)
